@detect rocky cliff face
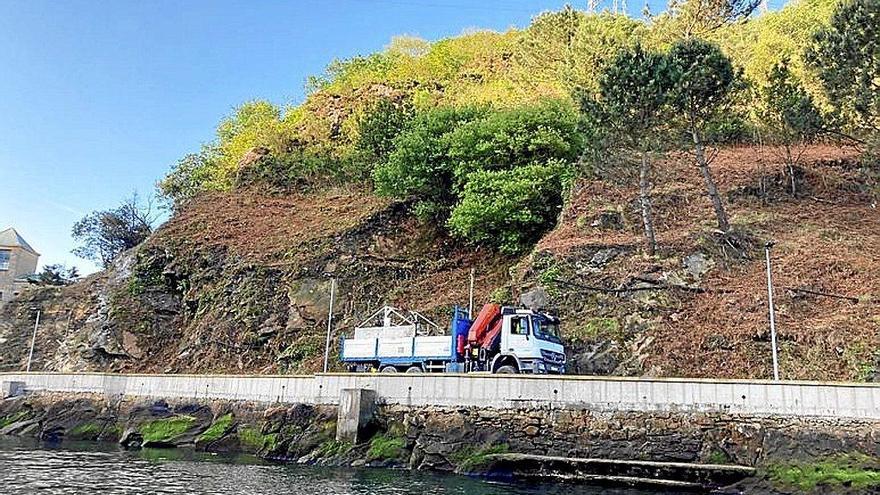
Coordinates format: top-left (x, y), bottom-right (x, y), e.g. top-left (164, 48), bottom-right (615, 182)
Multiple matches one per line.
top-left (1, 146), bottom-right (877, 380)
top-left (0, 188), bottom-right (510, 374)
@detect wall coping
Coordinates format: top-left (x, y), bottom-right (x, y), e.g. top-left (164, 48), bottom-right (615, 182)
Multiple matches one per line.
top-left (3, 371), bottom-right (878, 389)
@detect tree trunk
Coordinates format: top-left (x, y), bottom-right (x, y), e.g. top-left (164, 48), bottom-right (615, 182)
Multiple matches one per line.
top-left (692, 129), bottom-right (730, 232)
top-left (785, 144), bottom-right (796, 197)
top-left (639, 151), bottom-right (657, 255)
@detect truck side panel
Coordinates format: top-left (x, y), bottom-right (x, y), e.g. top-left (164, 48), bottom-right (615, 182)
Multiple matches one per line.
top-left (413, 336), bottom-right (453, 357)
top-left (341, 338), bottom-right (377, 359)
top-left (341, 335), bottom-right (456, 366)
top-left (354, 325), bottom-right (415, 339)
top-left (377, 338), bottom-right (413, 357)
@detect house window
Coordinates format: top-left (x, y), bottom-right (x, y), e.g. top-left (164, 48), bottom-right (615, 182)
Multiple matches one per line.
top-left (0, 250), bottom-right (9, 270)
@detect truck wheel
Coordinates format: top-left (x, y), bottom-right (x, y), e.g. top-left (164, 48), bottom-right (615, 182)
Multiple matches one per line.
top-left (380, 366), bottom-right (398, 373)
top-left (496, 365), bottom-right (518, 374)
top-left (405, 366), bottom-right (423, 374)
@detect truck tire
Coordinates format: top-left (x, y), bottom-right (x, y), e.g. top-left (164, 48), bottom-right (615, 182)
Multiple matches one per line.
top-left (496, 365), bottom-right (518, 374)
top-left (380, 366), bottom-right (398, 373)
top-left (405, 366), bottom-right (423, 374)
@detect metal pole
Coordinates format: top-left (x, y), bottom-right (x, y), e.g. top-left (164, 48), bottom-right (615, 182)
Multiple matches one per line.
top-left (26, 310), bottom-right (40, 373)
top-left (323, 278), bottom-right (336, 373)
top-left (765, 242), bottom-right (780, 381)
top-left (468, 268), bottom-right (475, 318)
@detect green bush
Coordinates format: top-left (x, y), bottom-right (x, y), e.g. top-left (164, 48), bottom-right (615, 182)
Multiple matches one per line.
top-left (447, 162), bottom-right (569, 254)
top-left (806, 0), bottom-right (879, 133)
top-left (444, 98), bottom-right (582, 188)
top-left (233, 148), bottom-right (330, 192)
top-left (373, 105), bottom-right (488, 220)
top-left (157, 145), bottom-right (223, 208)
top-left (374, 99), bottom-right (579, 253)
top-left (356, 97), bottom-right (415, 161)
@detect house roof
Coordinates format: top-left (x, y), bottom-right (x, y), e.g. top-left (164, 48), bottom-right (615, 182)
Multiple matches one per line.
top-left (0, 228), bottom-right (39, 256)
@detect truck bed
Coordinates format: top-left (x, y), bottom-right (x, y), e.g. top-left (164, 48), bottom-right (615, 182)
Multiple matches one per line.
top-left (341, 335), bottom-right (454, 363)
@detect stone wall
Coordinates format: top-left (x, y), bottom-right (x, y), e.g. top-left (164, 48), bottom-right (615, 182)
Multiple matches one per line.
top-left (383, 405), bottom-right (880, 471)
top-left (3, 393), bottom-right (877, 469)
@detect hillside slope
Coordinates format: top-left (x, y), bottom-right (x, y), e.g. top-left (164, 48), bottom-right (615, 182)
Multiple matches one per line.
top-left (0, 187), bottom-right (510, 374)
top-left (1, 145), bottom-right (877, 380)
top-left (525, 145), bottom-right (879, 380)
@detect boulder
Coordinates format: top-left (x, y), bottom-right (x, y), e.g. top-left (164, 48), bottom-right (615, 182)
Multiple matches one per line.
top-left (589, 248), bottom-right (619, 269)
top-left (519, 287), bottom-right (549, 311)
top-left (683, 253), bottom-right (714, 279)
top-left (572, 341), bottom-right (620, 375)
top-left (591, 211), bottom-right (624, 230)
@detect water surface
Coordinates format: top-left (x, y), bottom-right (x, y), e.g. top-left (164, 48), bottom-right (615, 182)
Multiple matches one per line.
top-left (0, 437), bottom-right (687, 495)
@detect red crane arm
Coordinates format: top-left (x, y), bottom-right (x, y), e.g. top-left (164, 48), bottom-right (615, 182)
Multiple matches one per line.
top-left (467, 303), bottom-right (501, 346)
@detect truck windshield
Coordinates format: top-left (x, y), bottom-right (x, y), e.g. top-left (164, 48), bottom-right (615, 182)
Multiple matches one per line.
top-left (532, 316), bottom-right (562, 344)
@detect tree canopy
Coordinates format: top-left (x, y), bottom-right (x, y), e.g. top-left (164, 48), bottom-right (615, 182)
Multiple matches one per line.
top-left (806, 0), bottom-right (880, 134)
top-left (72, 194), bottom-right (157, 267)
top-left (152, 2), bottom-right (877, 255)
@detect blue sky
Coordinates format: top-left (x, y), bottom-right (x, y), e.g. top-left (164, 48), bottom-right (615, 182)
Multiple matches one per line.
top-left (0, 0), bottom-right (783, 274)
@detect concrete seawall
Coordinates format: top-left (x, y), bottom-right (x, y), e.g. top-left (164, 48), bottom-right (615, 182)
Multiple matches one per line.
top-left (3, 372), bottom-right (879, 419)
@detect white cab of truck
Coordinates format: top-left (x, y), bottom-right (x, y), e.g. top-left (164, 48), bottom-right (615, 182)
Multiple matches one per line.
top-left (496, 308), bottom-right (565, 374)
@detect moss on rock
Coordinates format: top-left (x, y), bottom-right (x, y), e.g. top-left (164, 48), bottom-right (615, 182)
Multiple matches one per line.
top-left (366, 433), bottom-right (406, 461)
top-left (768, 454), bottom-right (880, 491)
top-left (197, 413), bottom-right (234, 444)
top-left (139, 415), bottom-right (198, 445)
top-left (0, 411), bottom-right (31, 429)
top-left (237, 425), bottom-right (280, 453)
top-left (68, 422), bottom-right (102, 439)
top-left (451, 443), bottom-right (510, 473)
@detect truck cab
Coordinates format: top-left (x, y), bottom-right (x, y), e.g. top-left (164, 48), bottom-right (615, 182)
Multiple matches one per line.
top-left (490, 307), bottom-right (566, 374)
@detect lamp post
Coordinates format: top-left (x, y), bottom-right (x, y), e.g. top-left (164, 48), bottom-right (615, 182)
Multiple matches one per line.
top-left (322, 278), bottom-right (337, 373)
top-left (468, 268), bottom-right (475, 319)
top-left (764, 241), bottom-right (780, 381)
top-left (26, 307), bottom-right (41, 373)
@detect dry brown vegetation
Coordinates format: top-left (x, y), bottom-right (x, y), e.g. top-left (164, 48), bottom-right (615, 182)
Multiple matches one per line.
top-left (539, 145), bottom-right (879, 380)
top-left (3, 146), bottom-right (877, 380)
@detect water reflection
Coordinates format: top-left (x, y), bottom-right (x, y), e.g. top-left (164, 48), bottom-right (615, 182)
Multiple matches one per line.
top-left (0, 437), bottom-right (685, 495)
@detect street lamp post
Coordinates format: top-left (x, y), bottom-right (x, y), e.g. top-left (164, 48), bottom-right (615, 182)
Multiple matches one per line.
top-left (764, 241), bottom-right (780, 381)
top-left (26, 308), bottom-right (41, 373)
top-left (323, 278), bottom-right (337, 373)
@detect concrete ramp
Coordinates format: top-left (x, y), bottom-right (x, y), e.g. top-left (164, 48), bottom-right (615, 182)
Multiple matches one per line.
top-left (471, 453), bottom-right (756, 490)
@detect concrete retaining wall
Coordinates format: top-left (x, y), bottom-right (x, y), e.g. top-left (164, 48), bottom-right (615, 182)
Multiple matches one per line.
top-left (3, 372), bottom-right (879, 419)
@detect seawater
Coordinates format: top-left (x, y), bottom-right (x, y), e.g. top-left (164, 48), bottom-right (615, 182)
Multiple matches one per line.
top-left (0, 436), bottom-right (686, 495)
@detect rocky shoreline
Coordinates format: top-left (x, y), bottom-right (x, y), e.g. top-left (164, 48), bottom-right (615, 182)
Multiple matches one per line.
top-left (2, 393), bottom-right (879, 494)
